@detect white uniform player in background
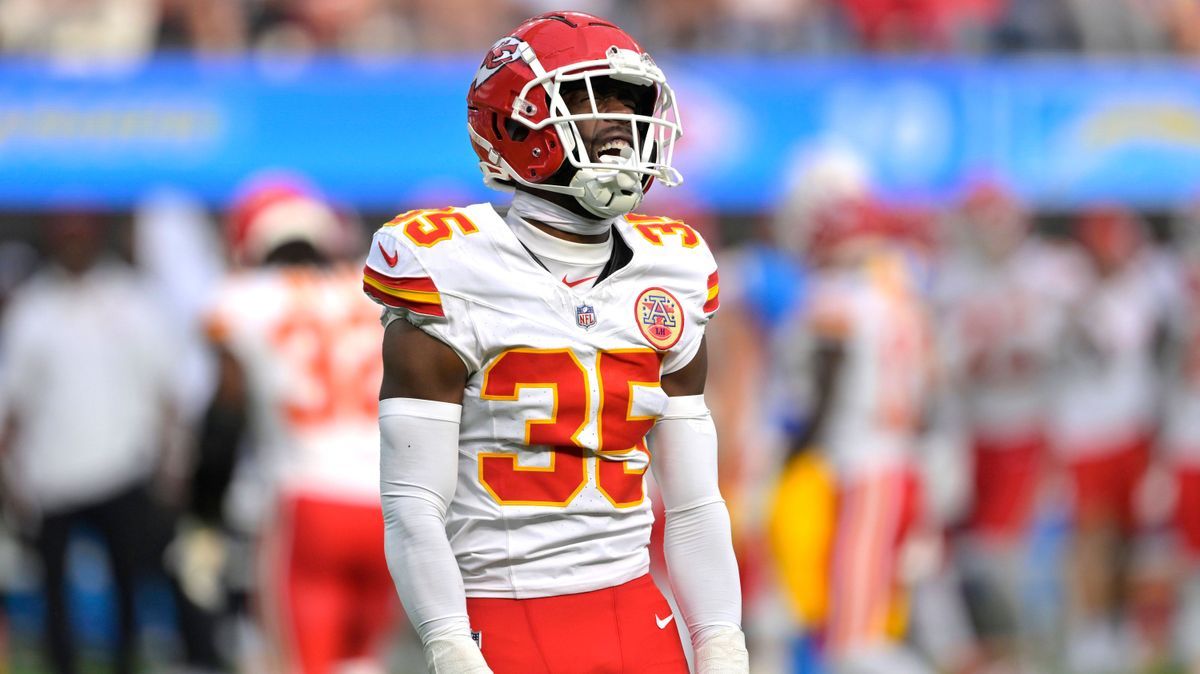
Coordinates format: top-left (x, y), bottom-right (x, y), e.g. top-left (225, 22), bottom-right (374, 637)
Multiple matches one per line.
top-left (934, 184), bottom-right (1068, 666)
top-left (1162, 211), bottom-right (1200, 672)
top-left (1052, 207), bottom-right (1172, 674)
top-left (780, 197), bottom-right (934, 674)
top-left (364, 12), bottom-right (746, 674)
top-left (203, 177), bottom-right (397, 674)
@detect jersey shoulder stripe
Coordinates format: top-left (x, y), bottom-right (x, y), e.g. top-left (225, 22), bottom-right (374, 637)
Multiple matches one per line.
top-left (619, 212), bottom-right (721, 322)
top-left (704, 270), bottom-right (720, 314)
top-left (361, 265), bottom-right (443, 317)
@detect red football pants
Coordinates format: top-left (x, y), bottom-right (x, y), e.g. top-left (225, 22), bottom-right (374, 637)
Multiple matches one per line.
top-left (467, 574), bottom-right (688, 674)
top-left (1065, 436), bottom-right (1150, 534)
top-left (967, 431), bottom-right (1045, 541)
top-left (1176, 466), bottom-right (1200, 558)
top-left (825, 467), bottom-right (922, 655)
top-left (262, 493), bottom-right (398, 674)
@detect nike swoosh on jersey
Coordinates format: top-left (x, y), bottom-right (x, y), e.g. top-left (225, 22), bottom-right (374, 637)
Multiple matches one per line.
top-left (378, 241), bottom-right (399, 267)
top-left (655, 614), bottom-right (674, 629)
top-left (562, 275), bottom-right (597, 288)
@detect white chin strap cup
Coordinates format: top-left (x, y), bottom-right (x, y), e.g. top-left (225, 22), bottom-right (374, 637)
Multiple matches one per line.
top-left (570, 149), bottom-right (645, 219)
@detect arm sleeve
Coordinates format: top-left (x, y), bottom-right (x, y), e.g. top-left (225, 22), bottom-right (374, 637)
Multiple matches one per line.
top-left (649, 394), bottom-right (742, 644)
top-left (379, 397), bottom-right (472, 645)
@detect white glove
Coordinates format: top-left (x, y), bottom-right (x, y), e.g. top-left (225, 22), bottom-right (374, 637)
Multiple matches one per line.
top-left (694, 626), bottom-right (749, 674)
top-left (424, 635), bottom-right (493, 674)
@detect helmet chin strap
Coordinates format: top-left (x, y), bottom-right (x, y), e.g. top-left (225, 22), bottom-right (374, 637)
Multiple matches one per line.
top-left (510, 189), bottom-right (617, 237)
top-left (569, 148), bottom-right (645, 219)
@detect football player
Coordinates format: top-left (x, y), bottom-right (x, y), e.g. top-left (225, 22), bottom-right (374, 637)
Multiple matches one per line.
top-left (361, 12), bottom-right (747, 674)
top-left (781, 197), bottom-right (934, 674)
top-left (934, 183), bottom-right (1066, 665)
top-left (1053, 207), bottom-right (1171, 673)
top-left (203, 177), bottom-right (398, 674)
top-left (1165, 208), bottom-right (1200, 672)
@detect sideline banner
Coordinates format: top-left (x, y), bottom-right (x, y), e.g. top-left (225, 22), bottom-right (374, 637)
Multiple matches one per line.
top-left (0, 56), bottom-right (1197, 210)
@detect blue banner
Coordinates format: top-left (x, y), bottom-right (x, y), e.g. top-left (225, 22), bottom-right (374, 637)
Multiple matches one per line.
top-left (0, 56), bottom-right (1198, 211)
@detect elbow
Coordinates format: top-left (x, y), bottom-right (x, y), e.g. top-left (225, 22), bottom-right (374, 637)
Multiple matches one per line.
top-left (380, 489), bottom-right (449, 538)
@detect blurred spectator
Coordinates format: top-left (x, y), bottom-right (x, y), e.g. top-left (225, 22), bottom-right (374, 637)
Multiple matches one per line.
top-left (638, 0), bottom-right (725, 51)
top-left (2, 0), bottom-right (1196, 60)
top-left (1063, 0), bottom-right (1169, 54)
top-left (156, 0), bottom-right (248, 54)
top-left (0, 0), bottom-right (158, 62)
top-left (199, 176), bottom-right (400, 673)
top-left (409, 0), bottom-right (522, 52)
top-left (714, 0), bottom-right (852, 54)
top-left (837, 0), bottom-right (1004, 52)
top-left (990, 0), bottom-right (1079, 51)
top-left (252, 0), bottom-right (411, 56)
top-left (1163, 0), bottom-right (1200, 54)
top-left (0, 211), bottom-right (189, 674)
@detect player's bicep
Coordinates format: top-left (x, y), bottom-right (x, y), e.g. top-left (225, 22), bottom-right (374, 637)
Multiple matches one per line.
top-left (380, 317), bottom-right (468, 404)
top-left (662, 336), bottom-right (708, 397)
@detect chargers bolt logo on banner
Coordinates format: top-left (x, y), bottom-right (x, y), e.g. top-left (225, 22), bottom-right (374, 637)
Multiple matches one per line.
top-left (576, 303), bottom-right (597, 330)
top-left (635, 287), bottom-right (683, 349)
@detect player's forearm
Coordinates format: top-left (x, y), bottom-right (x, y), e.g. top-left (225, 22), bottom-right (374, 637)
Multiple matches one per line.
top-left (379, 398), bottom-right (473, 644)
top-left (651, 395), bottom-right (743, 636)
top-left (663, 500), bottom-right (742, 635)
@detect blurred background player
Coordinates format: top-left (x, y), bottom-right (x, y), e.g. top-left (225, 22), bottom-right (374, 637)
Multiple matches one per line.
top-left (776, 196), bottom-right (935, 674)
top-left (201, 176), bottom-right (398, 674)
top-left (1052, 207), bottom-right (1172, 674)
top-left (1162, 208), bottom-right (1200, 674)
top-left (934, 183), bottom-right (1067, 670)
top-left (725, 146), bottom-right (870, 671)
top-left (0, 211), bottom-right (204, 674)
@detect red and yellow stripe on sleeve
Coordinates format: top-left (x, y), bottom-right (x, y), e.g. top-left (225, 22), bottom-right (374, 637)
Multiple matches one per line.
top-left (362, 265), bottom-right (444, 317)
top-left (704, 270), bottom-right (720, 313)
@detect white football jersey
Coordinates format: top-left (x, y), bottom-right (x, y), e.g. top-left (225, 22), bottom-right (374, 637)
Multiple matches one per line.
top-left (802, 250), bottom-right (931, 478)
top-left (1051, 252), bottom-right (1167, 456)
top-left (1164, 260), bottom-right (1200, 464)
top-left (206, 266), bottom-right (384, 503)
top-left (363, 204), bottom-right (720, 599)
top-left (935, 241), bottom-right (1066, 441)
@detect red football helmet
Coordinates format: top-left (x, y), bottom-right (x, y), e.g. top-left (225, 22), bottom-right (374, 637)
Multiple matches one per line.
top-left (466, 12), bottom-right (683, 218)
top-left (227, 173), bottom-right (344, 266)
top-left (1076, 205), bottom-right (1145, 271)
top-left (806, 195), bottom-right (893, 261)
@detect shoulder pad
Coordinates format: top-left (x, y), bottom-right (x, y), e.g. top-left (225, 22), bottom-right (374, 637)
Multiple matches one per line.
top-left (363, 213), bottom-right (450, 318)
top-left (622, 213), bottom-right (720, 316)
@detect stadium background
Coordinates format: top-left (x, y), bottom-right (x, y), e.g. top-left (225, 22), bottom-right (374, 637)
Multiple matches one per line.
top-left (1, 0), bottom-right (1199, 673)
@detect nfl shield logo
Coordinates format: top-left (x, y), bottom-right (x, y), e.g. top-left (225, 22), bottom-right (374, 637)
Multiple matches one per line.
top-left (576, 303), bottom-right (597, 330)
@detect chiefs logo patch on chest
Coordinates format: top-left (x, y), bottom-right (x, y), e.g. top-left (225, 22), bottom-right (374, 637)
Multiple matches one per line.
top-left (635, 287), bottom-right (684, 350)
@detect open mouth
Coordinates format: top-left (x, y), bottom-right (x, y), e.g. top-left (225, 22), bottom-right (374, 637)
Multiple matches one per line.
top-left (596, 137), bottom-right (632, 158)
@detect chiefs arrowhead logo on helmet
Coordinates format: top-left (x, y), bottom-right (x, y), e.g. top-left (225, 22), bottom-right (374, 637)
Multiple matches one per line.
top-left (474, 36), bottom-right (524, 89)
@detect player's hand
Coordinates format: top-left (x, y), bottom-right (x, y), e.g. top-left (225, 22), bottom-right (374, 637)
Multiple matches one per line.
top-left (694, 626), bottom-right (749, 674)
top-left (424, 635), bottom-right (493, 674)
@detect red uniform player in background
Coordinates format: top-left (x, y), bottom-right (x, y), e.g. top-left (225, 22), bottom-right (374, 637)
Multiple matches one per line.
top-left (203, 177), bottom-right (398, 674)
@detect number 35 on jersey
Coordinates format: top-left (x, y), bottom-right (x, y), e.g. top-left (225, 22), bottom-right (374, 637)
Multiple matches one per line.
top-left (476, 347), bottom-right (663, 509)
